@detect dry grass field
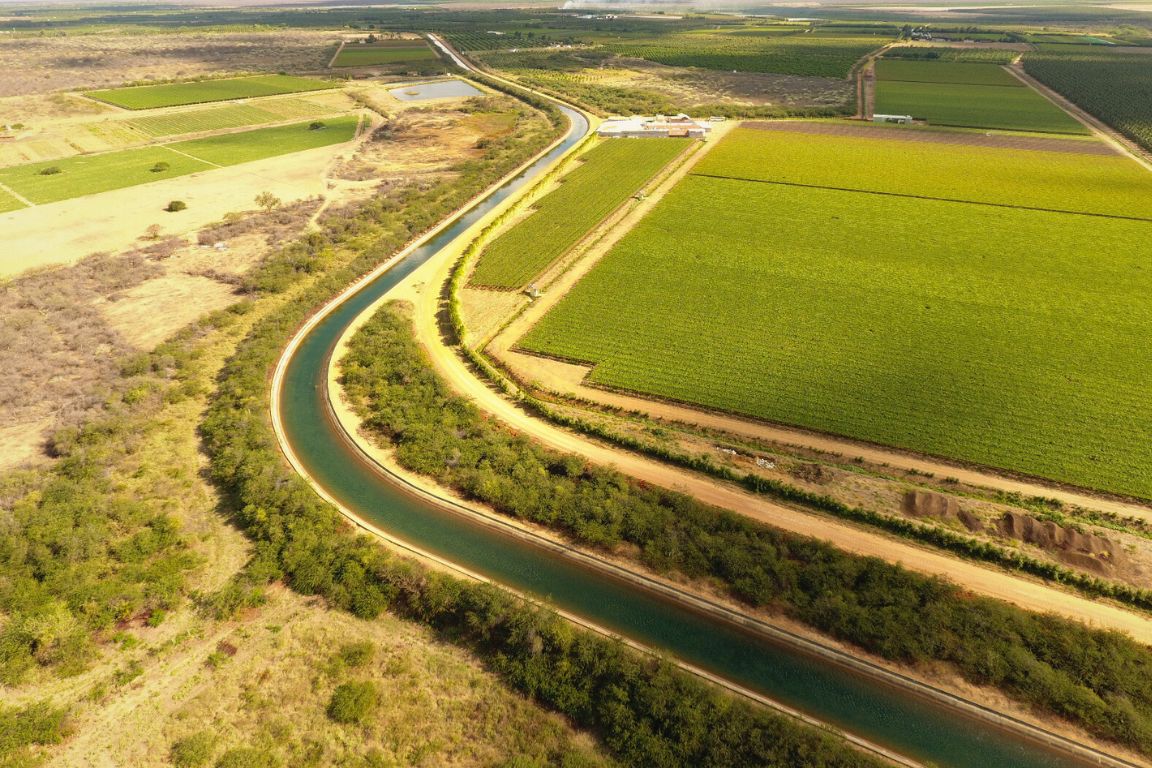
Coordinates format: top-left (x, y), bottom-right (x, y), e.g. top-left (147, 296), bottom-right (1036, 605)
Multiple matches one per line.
top-left (0, 30), bottom-right (338, 98)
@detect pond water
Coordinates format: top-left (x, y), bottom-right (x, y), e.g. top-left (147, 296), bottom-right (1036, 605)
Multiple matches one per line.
top-left (388, 79), bottom-right (483, 101)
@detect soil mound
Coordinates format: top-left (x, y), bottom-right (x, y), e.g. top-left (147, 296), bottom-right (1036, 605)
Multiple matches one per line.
top-left (998, 511), bottom-right (1127, 576)
top-left (902, 490), bottom-right (983, 532)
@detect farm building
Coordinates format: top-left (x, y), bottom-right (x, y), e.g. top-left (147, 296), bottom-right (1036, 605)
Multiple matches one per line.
top-left (598, 114), bottom-right (711, 139)
top-left (873, 114), bottom-right (914, 125)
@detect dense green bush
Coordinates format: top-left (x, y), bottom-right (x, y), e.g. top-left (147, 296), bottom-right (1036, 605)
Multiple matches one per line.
top-left (340, 303), bottom-right (1152, 754)
top-left (171, 731), bottom-right (217, 767)
top-left (215, 747), bottom-right (279, 768)
top-left (327, 680), bottom-right (380, 724)
top-left (0, 702), bottom-right (69, 757)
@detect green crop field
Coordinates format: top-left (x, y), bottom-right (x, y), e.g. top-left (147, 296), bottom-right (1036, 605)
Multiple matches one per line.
top-left (125, 100), bottom-right (343, 137)
top-left (0, 187), bottom-right (27, 212)
top-left (0, 147), bottom-right (212, 204)
top-left (332, 40), bottom-right (439, 67)
top-left (883, 47), bottom-right (1020, 64)
top-left (1025, 50), bottom-right (1152, 151)
top-left (695, 126), bottom-right (1152, 220)
top-left (0, 117), bottom-right (358, 204)
top-left (875, 60), bottom-right (1022, 86)
top-left (608, 31), bottom-right (884, 79)
top-left (168, 116), bottom-right (359, 166)
top-left (874, 79), bottom-right (1088, 133)
top-left (468, 138), bottom-right (689, 289)
top-left (521, 128), bottom-right (1152, 499)
top-left (85, 75), bottom-right (336, 110)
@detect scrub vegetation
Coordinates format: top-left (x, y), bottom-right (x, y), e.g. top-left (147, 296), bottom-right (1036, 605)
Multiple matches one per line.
top-left (523, 127), bottom-right (1152, 499)
top-left (86, 74), bottom-right (336, 110)
top-left (343, 301), bottom-right (1152, 755)
top-left (469, 138), bottom-right (688, 289)
top-left (1025, 49), bottom-right (1152, 151)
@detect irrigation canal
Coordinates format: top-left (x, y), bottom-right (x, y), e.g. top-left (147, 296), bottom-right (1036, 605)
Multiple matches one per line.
top-left (275, 100), bottom-right (1117, 768)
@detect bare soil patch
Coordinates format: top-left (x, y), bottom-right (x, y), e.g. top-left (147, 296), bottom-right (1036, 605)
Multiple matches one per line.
top-left (0, 30), bottom-right (338, 98)
top-left (745, 119), bottom-right (1116, 154)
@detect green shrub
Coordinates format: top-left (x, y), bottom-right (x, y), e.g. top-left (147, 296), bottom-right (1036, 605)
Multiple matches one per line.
top-left (327, 681), bottom-right (379, 724)
top-left (171, 731), bottom-right (216, 768)
top-left (308, 121), bottom-right (326, 130)
top-left (336, 641), bottom-right (375, 669)
top-left (0, 702), bottom-right (69, 754)
top-left (151, 161), bottom-right (171, 173)
top-left (166, 200), bottom-right (187, 212)
top-left (215, 748), bottom-right (279, 768)
top-left (39, 166), bottom-right (61, 175)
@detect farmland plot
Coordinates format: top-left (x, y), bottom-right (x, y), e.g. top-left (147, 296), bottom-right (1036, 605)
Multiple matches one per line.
top-left (332, 40), bottom-right (440, 68)
top-left (0, 187), bottom-right (26, 212)
top-left (468, 138), bottom-right (689, 289)
top-left (126, 98), bottom-right (350, 137)
top-left (875, 79), bottom-right (1087, 133)
top-left (86, 75), bottom-right (336, 110)
top-left (0, 147), bottom-right (212, 204)
top-left (168, 116), bottom-right (359, 166)
top-left (874, 60), bottom-right (1022, 86)
top-left (695, 126), bottom-right (1152, 220)
top-left (1024, 50), bottom-right (1152, 151)
top-left (521, 131), bottom-right (1152, 499)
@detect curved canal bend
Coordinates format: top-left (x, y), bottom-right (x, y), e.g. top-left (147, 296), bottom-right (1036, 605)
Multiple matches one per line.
top-left (275, 99), bottom-right (1118, 768)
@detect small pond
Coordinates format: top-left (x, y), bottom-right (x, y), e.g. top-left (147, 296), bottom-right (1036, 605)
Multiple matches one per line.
top-left (388, 79), bottom-right (483, 101)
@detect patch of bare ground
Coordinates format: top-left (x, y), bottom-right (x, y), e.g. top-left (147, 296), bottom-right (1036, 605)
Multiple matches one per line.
top-left (618, 58), bottom-right (854, 109)
top-left (459, 286), bottom-right (528, 344)
top-left (745, 119), bottom-right (1115, 154)
top-left (0, 30), bottom-right (338, 98)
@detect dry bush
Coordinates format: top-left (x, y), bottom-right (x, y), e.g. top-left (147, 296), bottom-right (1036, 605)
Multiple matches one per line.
top-left (196, 199), bottom-right (320, 247)
top-left (0, 252), bottom-right (162, 430)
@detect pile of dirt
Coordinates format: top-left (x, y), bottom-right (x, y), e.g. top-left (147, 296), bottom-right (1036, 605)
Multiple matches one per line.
top-left (902, 490), bottom-right (983, 532)
top-left (998, 511), bottom-right (1127, 576)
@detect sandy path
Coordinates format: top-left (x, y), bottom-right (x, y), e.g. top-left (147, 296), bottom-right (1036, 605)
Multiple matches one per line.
top-left (387, 201), bottom-right (1152, 644)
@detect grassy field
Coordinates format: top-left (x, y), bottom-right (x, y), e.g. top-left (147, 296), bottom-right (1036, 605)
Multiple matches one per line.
top-left (0, 187), bottom-right (26, 212)
top-left (86, 74), bottom-right (336, 110)
top-left (695, 126), bottom-right (1152, 220)
top-left (0, 117), bottom-right (358, 204)
top-left (874, 78), bottom-right (1089, 133)
top-left (521, 129), bottom-right (1152, 499)
top-left (126, 99), bottom-right (343, 137)
top-left (874, 60), bottom-right (1022, 86)
top-left (168, 115), bottom-right (359, 165)
top-left (469, 138), bottom-right (689, 289)
top-left (332, 40), bottom-right (439, 67)
top-left (0, 147), bottom-right (212, 204)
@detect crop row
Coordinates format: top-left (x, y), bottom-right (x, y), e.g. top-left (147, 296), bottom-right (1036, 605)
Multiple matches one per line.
top-left (126, 98), bottom-right (344, 137)
top-left (874, 59), bottom-right (1022, 87)
top-left (468, 137), bottom-right (688, 290)
top-left (883, 46), bottom-right (1020, 64)
top-left (874, 78), bottom-right (1088, 133)
top-left (1024, 50), bottom-right (1152, 152)
top-left (331, 42), bottom-right (440, 68)
top-left (695, 126), bottom-right (1152, 220)
top-left (85, 74), bottom-right (336, 111)
top-left (521, 171), bottom-right (1152, 499)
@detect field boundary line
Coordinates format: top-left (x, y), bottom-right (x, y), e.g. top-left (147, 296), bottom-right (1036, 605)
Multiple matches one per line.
top-left (0, 181), bottom-right (34, 208)
top-left (690, 172), bottom-right (1152, 223)
top-left (161, 145), bottom-right (223, 168)
top-left (328, 40), bottom-right (346, 69)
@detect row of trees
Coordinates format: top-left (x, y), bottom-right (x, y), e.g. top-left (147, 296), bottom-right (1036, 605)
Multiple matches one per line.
top-left (341, 303), bottom-right (1152, 755)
